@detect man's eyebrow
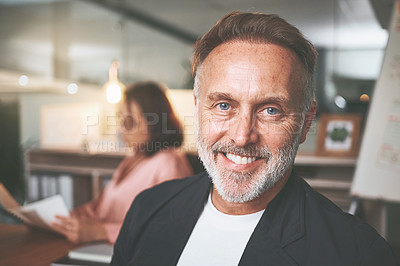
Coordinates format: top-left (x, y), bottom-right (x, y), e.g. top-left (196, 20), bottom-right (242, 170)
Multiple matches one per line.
top-left (206, 92), bottom-right (290, 106)
top-left (207, 92), bottom-right (233, 101)
top-left (258, 96), bottom-right (289, 105)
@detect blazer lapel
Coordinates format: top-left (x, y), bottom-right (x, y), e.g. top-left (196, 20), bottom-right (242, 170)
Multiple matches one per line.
top-left (134, 172), bottom-right (306, 265)
top-left (239, 175), bottom-right (306, 266)
top-left (135, 172), bottom-right (212, 265)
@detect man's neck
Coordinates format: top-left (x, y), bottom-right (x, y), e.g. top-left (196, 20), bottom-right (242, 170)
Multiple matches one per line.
top-left (211, 171), bottom-right (291, 215)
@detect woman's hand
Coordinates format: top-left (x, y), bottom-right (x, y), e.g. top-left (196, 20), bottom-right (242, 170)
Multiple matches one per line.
top-left (69, 205), bottom-right (94, 218)
top-left (52, 215), bottom-right (108, 244)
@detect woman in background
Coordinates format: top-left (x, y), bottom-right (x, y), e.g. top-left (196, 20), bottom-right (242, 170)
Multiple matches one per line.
top-left (52, 81), bottom-right (193, 244)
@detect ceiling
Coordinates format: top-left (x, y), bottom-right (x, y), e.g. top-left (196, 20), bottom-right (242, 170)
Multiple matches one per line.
top-left (120, 0), bottom-right (389, 47)
top-left (0, 0), bottom-right (394, 92)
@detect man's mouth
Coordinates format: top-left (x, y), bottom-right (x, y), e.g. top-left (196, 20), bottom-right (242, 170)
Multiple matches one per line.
top-left (222, 152), bottom-right (261, 165)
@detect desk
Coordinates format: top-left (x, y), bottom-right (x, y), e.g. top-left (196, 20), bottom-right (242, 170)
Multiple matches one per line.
top-left (0, 223), bottom-right (77, 266)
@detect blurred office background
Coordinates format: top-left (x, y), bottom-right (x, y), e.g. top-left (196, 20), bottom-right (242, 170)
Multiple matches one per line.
top-left (0, 0), bottom-right (399, 252)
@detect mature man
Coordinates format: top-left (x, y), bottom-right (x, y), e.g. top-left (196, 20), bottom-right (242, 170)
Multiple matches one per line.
top-left (111, 12), bottom-right (398, 265)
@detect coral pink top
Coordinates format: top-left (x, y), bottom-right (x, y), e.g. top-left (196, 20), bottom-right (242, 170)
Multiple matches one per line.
top-left (71, 150), bottom-right (193, 243)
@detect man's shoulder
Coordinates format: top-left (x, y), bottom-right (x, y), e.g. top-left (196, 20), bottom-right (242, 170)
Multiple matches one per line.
top-left (121, 171), bottom-right (209, 232)
top-left (135, 171), bottom-right (209, 205)
top-left (294, 176), bottom-right (395, 261)
top-left (296, 176), bottom-right (347, 214)
top-left (297, 176), bottom-right (370, 228)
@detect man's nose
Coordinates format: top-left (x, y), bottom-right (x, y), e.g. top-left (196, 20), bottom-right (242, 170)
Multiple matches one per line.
top-left (229, 111), bottom-right (259, 147)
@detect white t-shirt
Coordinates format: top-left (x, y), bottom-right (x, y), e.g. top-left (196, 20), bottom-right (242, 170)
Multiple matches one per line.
top-left (176, 193), bottom-right (264, 266)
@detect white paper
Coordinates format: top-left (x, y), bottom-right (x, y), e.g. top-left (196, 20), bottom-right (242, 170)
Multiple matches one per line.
top-left (9, 195), bottom-right (69, 231)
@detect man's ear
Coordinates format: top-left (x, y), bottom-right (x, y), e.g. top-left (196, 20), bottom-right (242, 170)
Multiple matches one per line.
top-left (300, 100), bottom-right (317, 144)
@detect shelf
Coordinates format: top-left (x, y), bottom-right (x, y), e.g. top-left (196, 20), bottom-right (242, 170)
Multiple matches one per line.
top-left (26, 148), bottom-right (124, 175)
top-left (295, 154), bottom-right (357, 166)
top-left (304, 178), bottom-right (352, 190)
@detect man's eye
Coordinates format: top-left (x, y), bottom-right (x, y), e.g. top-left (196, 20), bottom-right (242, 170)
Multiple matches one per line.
top-left (266, 107), bottom-right (279, 115)
top-left (218, 102), bottom-right (230, 111)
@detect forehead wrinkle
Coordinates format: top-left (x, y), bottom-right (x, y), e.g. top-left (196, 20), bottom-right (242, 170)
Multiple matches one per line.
top-left (205, 63), bottom-right (292, 104)
top-left (200, 41), bottom-right (306, 110)
top-left (224, 62), bottom-right (264, 100)
top-left (227, 63), bottom-right (260, 80)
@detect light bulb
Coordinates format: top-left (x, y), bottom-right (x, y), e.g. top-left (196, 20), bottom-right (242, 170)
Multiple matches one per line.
top-left (106, 82), bottom-right (122, 104)
top-left (360, 94), bottom-right (370, 102)
top-left (18, 75), bottom-right (29, 86)
top-left (67, 83), bottom-right (78, 94)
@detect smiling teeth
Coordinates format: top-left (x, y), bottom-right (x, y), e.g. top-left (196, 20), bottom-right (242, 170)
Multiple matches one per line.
top-left (226, 153), bottom-right (257, 165)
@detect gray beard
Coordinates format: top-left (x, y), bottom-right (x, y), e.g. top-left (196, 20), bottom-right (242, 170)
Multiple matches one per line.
top-left (196, 134), bottom-right (300, 203)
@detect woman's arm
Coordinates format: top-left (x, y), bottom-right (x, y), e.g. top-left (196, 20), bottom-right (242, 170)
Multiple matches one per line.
top-left (52, 215), bottom-right (108, 243)
top-left (52, 215), bottom-right (121, 244)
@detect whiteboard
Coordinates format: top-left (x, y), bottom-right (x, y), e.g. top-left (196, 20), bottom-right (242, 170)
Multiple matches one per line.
top-left (351, 0), bottom-right (400, 202)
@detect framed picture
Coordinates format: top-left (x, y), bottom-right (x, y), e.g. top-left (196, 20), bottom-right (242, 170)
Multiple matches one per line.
top-left (315, 114), bottom-right (363, 157)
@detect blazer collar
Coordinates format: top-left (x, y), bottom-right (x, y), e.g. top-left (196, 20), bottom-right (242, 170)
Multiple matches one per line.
top-left (136, 172), bottom-right (305, 265)
top-left (239, 173), bottom-right (306, 265)
top-left (172, 172), bottom-right (306, 265)
top-left (259, 173), bottom-right (306, 247)
top-left (166, 171), bottom-right (306, 241)
top-left (135, 172), bottom-right (211, 265)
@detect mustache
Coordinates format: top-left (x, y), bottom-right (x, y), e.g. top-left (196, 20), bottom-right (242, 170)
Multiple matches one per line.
top-left (210, 141), bottom-right (272, 158)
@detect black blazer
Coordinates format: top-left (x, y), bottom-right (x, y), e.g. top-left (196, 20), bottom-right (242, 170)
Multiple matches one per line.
top-left (112, 172), bottom-right (398, 266)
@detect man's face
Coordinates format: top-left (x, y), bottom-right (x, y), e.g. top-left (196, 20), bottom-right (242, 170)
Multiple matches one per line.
top-left (195, 41), bottom-right (314, 203)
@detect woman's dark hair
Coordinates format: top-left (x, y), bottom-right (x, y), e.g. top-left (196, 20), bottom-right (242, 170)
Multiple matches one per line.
top-left (124, 81), bottom-right (183, 155)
